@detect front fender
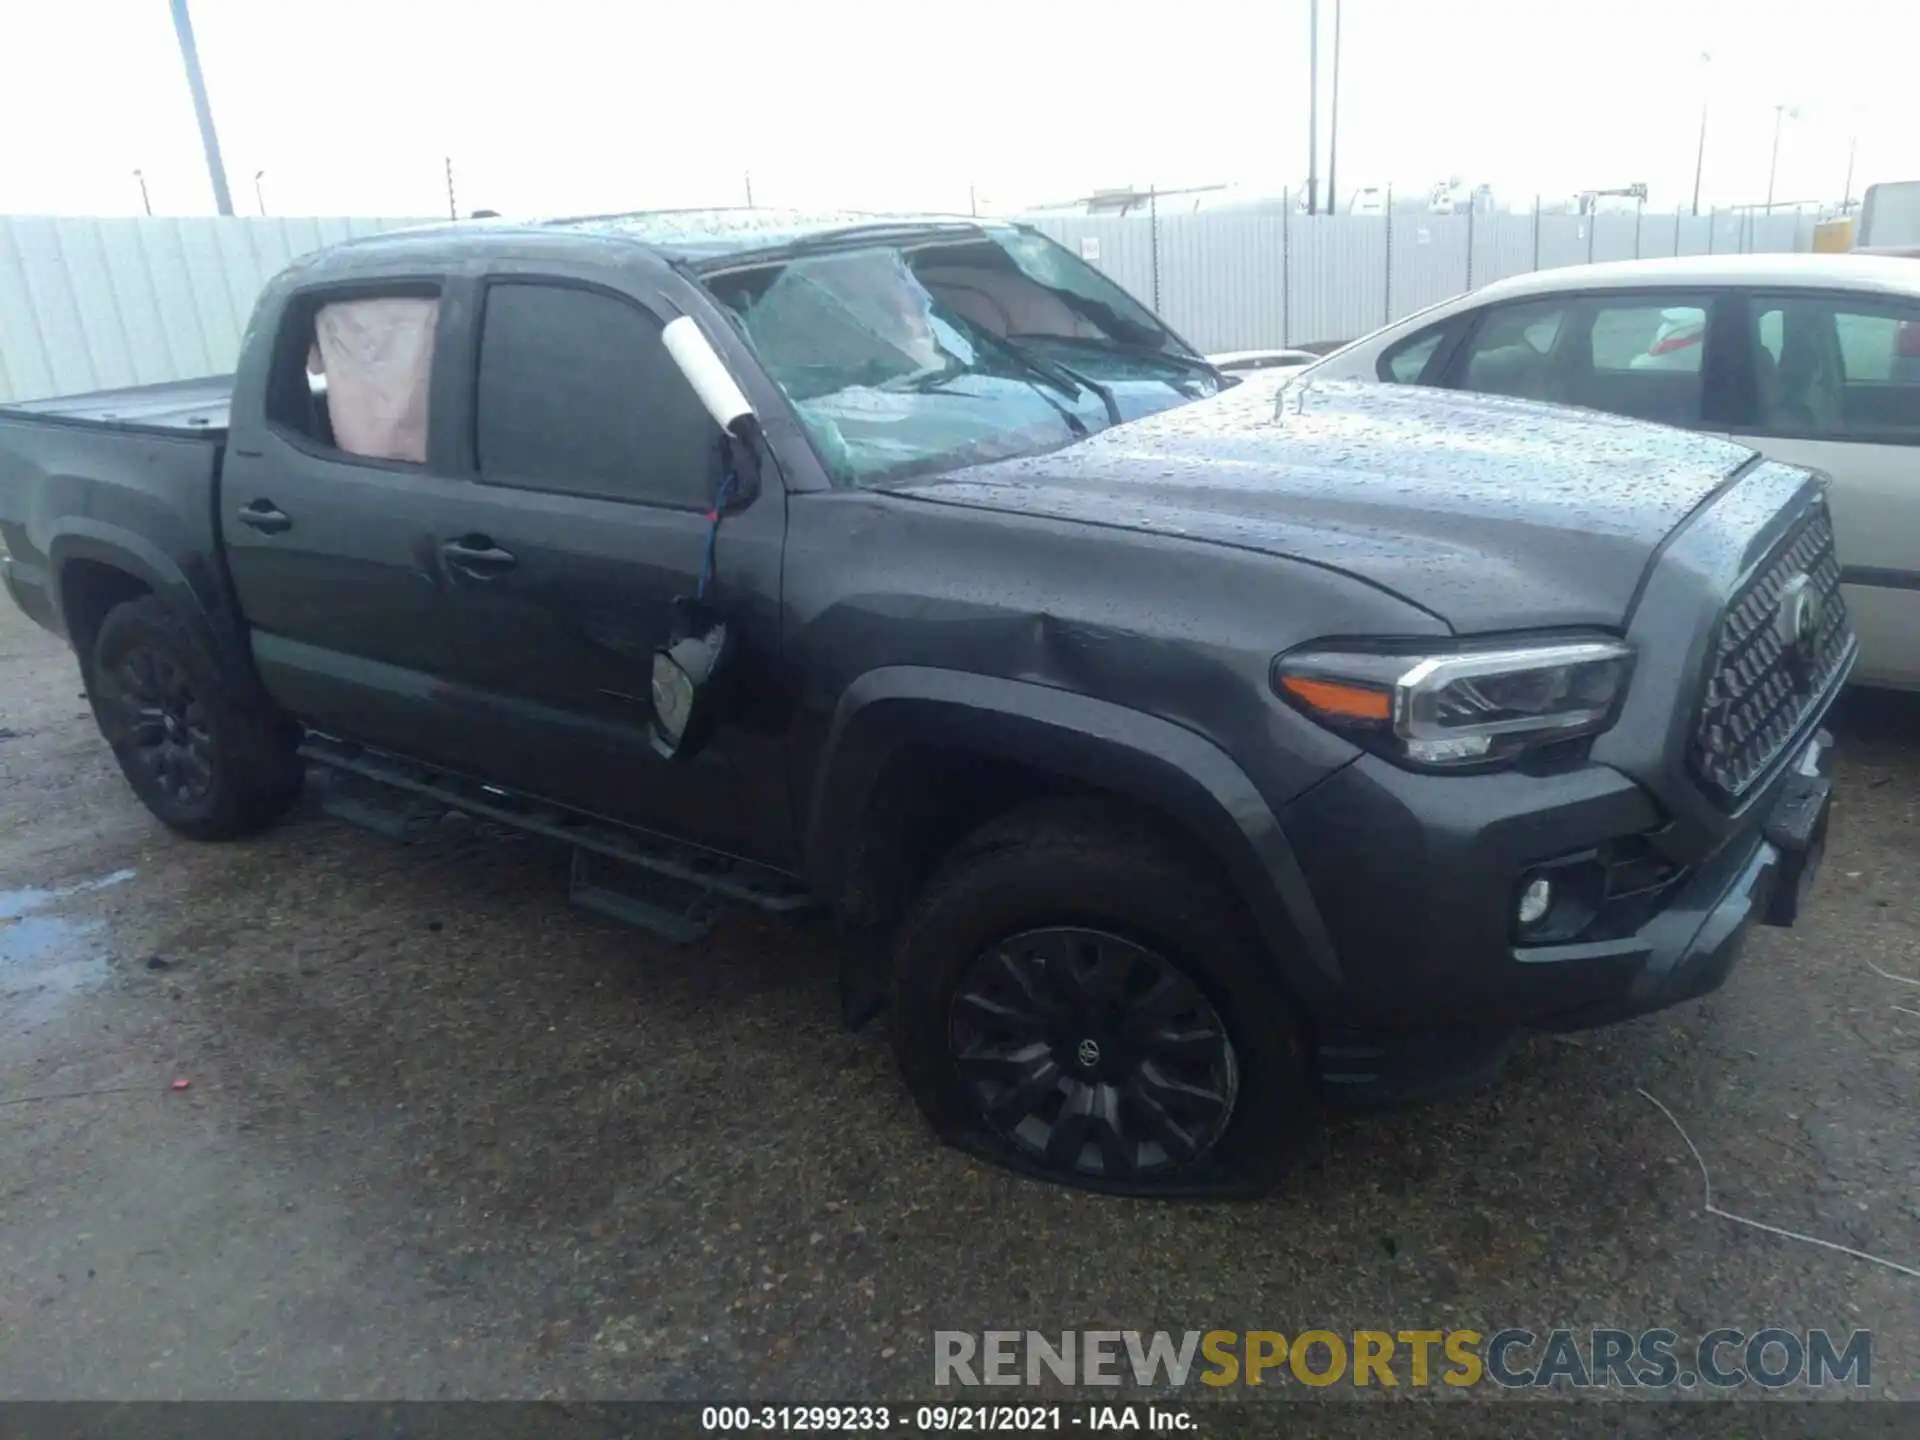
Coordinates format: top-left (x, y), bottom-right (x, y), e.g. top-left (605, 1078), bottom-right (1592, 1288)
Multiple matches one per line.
top-left (804, 665), bottom-right (1342, 1005)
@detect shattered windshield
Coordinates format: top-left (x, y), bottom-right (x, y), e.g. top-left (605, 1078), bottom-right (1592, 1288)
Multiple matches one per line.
top-left (704, 231), bottom-right (1218, 487)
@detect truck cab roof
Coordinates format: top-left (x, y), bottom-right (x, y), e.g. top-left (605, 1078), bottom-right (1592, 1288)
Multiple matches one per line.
top-left (291, 208), bottom-right (1005, 278)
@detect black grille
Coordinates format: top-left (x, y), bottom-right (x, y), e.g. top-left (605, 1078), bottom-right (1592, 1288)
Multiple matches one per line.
top-left (1689, 505), bottom-right (1851, 805)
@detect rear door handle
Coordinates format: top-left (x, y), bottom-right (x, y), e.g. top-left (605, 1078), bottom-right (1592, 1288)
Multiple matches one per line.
top-left (441, 536), bottom-right (517, 578)
top-left (237, 500), bottom-right (292, 534)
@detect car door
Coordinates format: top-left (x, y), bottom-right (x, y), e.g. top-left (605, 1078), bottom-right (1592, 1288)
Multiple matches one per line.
top-left (1721, 290), bottom-right (1920, 689)
top-left (426, 262), bottom-right (792, 861)
top-left (221, 277), bottom-right (487, 763)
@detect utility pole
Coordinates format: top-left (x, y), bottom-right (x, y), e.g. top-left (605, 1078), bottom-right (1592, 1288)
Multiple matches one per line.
top-left (1326, 0), bottom-right (1341, 215)
top-left (1691, 52), bottom-right (1710, 216)
top-left (744, 171), bottom-right (754, 206)
top-left (445, 157), bottom-right (458, 220)
top-left (1841, 131), bottom-right (1858, 214)
top-left (1766, 104), bottom-right (1794, 215)
top-left (1306, 0), bottom-right (1320, 214)
top-left (168, 0), bottom-right (233, 215)
top-left (133, 169), bottom-right (152, 216)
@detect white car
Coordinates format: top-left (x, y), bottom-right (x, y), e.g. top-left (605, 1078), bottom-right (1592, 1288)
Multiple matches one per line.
top-left (1305, 253), bottom-right (1920, 690)
top-left (1208, 348), bottom-right (1323, 375)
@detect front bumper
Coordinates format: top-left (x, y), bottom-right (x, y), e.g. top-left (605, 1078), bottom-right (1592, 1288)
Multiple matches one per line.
top-left (1281, 728), bottom-right (1835, 1101)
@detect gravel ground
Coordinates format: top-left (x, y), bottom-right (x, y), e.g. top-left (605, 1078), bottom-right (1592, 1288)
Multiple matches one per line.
top-left (0, 596), bottom-right (1914, 1405)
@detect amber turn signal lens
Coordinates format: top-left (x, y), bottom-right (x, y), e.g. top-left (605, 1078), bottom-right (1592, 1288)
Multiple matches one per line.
top-left (1278, 674), bottom-right (1392, 721)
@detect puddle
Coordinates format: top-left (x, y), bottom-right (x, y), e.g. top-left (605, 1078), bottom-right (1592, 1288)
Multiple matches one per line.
top-left (0, 869), bottom-right (135, 1022)
top-left (0, 868), bottom-right (137, 924)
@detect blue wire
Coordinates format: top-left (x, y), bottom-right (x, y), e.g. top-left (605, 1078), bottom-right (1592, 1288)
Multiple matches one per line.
top-left (696, 460), bottom-right (737, 601)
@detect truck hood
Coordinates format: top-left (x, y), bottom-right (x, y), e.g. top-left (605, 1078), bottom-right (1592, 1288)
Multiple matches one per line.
top-left (878, 376), bottom-right (1758, 633)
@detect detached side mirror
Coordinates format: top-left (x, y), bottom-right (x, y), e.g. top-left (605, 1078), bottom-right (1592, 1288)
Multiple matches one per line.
top-left (650, 597), bottom-right (730, 761)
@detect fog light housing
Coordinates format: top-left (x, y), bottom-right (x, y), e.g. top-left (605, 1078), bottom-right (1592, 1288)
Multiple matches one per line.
top-left (1517, 877), bottom-right (1554, 928)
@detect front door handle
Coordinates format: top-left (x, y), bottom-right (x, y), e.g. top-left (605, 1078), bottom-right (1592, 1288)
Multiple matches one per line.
top-left (237, 500), bottom-right (292, 535)
top-left (441, 535), bottom-right (517, 578)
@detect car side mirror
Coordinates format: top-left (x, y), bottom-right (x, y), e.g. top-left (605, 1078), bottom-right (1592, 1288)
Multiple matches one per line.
top-left (650, 596), bottom-right (731, 761)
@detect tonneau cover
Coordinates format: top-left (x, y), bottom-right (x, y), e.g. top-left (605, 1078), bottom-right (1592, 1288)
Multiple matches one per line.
top-left (3, 375), bottom-right (231, 435)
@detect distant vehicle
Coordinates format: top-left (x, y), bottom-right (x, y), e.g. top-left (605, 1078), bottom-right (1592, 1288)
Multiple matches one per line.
top-left (1208, 348), bottom-right (1322, 374)
top-left (1856, 181), bottom-right (1920, 258)
top-left (1307, 251), bottom-right (1920, 689)
top-left (1626, 307), bottom-right (1707, 371)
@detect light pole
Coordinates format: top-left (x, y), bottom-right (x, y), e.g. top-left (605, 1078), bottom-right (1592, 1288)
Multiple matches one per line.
top-left (132, 169), bottom-right (152, 216)
top-left (253, 169), bottom-right (267, 216)
top-left (1326, 0), bottom-right (1341, 215)
top-left (1306, 0), bottom-right (1320, 214)
top-left (168, 0), bottom-right (233, 215)
top-left (1841, 131), bottom-right (1858, 214)
top-left (1765, 104), bottom-right (1798, 215)
top-left (1690, 52), bottom-right (1710, 216)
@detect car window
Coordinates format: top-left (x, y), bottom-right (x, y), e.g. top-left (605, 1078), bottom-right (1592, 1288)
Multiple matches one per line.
top-left (1591, 304), bottom-right (1705, 373)
top-left (265, 285), bottom-right (441, 466)
top-left (474, 283), bottom-right (719, 507)
top-left (1379, 326), bottom-right (1448, 383)
top-left (1451, 292), bottom-right (1710, 428)
top-left (1748, 295), bottom-right (1920, 442)
top-left (1455, 299), bottom-right (1569, 403)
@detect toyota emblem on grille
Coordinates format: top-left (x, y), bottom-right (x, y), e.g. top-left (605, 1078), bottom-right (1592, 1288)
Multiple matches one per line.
top-left (1774, 571), bottom-right (1824, 684)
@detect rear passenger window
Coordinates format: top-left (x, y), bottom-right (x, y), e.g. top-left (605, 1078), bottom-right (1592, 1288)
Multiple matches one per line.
top-left (1590, 304), bottom-right (1704, 373)
top-left (265, 286), bottom-right (441, 465)
top-left (474, 283), bottom-right (719, 506)
top-left (1378, 325), bottom-right (1448, 383)
top-left (1455, 299), bottom-right (1569, 402)
top-left (1451, 293), bottom-right (1710, 429)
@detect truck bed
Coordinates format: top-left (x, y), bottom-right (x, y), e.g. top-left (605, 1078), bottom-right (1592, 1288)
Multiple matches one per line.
top-left (3, 375), bottom-right (232, 436)
top-left (0, 377), bottom-right (230, 641)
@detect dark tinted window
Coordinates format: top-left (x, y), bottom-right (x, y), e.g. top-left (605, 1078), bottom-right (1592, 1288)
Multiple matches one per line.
top-left (1748, 295), bottom-right (1920, 442)
top-left (1452, 292), bottom-right (1711, 428)
top-left (475, 283), bottom-right (718, 506)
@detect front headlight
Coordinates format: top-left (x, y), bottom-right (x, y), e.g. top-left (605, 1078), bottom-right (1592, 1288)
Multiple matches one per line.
top-left (1273, 637), bottom-right (1634, 770)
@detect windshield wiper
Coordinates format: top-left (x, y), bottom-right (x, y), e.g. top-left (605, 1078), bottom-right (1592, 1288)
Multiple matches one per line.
top-left (954, 326), bottom-right (1094, 437)
top-left (964, 329), bottom-right (1122, 427)
top-left (1047, 359), bottom-right (1123, 427)
top-left (1034, 334), bottom-right (1225, 388)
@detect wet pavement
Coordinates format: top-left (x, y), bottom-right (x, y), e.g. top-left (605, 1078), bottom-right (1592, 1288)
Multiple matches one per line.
top-left (0, 597), bottom-right (1914, 1403)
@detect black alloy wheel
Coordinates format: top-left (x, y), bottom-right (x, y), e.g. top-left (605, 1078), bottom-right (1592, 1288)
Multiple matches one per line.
top-left (949, 925), bottom-right (1240, 1179)
top-left (87, 595), bottom-right (302, 840)
top-left (95, 643), bottom-right (217, 806)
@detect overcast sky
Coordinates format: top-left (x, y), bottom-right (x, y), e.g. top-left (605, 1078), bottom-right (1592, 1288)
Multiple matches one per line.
top-left (2, 0), bottom-right (1913, 219)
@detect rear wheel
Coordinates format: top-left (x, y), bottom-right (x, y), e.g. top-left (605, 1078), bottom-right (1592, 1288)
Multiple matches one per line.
top-left (888, 800), bottom-right (1317, 1195)
top-left (88, 596), bottom-right (302, 839)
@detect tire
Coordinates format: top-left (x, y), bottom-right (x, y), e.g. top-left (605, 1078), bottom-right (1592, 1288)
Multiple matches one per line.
top-left (888, 799), bottom-right (1318, 1196)
top-left (87, 596), bottom-right (302, 840)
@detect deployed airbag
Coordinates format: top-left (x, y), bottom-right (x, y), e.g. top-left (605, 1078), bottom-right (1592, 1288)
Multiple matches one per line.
top-left (312, 297), bottom-right (439, 462)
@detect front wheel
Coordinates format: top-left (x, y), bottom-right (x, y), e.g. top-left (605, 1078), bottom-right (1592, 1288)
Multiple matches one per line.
top-left (88, 595), bottom-right (302, 840)
top-left (888, 800), bottom-right (1318, 1196)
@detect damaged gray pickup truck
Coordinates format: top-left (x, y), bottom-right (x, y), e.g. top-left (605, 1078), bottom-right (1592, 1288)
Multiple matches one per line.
top-left (0, 211), bottom-right (1854, 1195)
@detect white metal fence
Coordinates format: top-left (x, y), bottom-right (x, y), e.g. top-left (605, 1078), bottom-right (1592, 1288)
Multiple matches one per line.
top-left (0, 216), bottom-right (432, 405)
top-left (0, 209), bottom-right (1818, 405)
top-left (1025, 208), bottom-right (1818, 354)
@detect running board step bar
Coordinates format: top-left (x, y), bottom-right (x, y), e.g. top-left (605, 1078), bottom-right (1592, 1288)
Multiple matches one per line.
top-left (302, 734), bottom-right (812, 944)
